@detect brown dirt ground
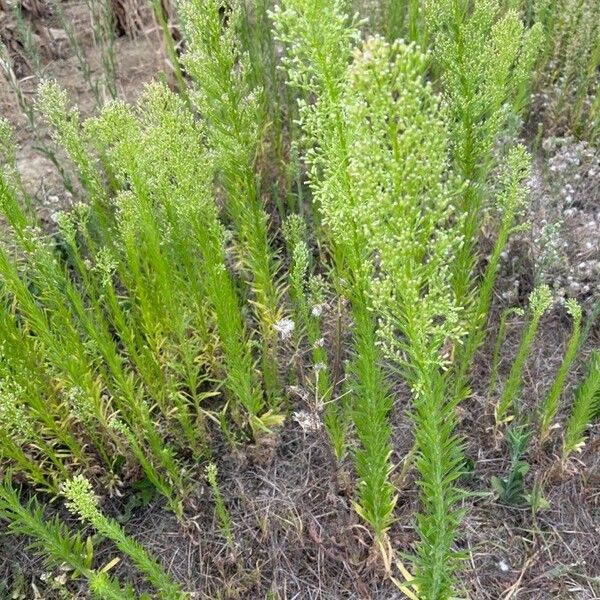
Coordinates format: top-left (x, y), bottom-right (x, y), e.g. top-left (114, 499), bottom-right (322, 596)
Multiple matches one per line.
top-left (1, 3), bottom-right (599, 599)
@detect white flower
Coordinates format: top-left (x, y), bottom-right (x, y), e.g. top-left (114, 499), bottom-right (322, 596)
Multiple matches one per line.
top-left (292, 410), bottom-right (321, 432)
top-left (274, 317), bottom-right (295, 340)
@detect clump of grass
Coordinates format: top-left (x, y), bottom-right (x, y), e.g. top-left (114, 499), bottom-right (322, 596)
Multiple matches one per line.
top-left (47, 0), bottom-right (116, 107)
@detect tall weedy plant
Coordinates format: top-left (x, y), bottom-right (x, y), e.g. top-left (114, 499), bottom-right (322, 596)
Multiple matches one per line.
top-left (84, 83), bottom-right (274, 436)
top-left (272, 0), bottom-right (396, 556)
top-left (495, 285), bottom-right (554, 424)
top-left (539, 299), bottom-right (582, 442)
top-left (562, 351), bottom-right (600, 460)
top-left (179, 0), bottom-right (283, 405)
top-left (0, 479), bottom-right (138, 600)
top-left (275, 2), bottom-right (468, 593)
top-left (283, 215), bottom-right (333, 403)
top-left (423, 0), bottom-right (542, 341)
top-left (62, 475), bottom-right (185, 599)
top-left (345, 39), bottom-right (466, 597)
top-left (0, 75), bottom-right (275, 511)
top-left (456, 145), bottom-right (532, 393)
top-left (533, 0), bottom-right (600, 140)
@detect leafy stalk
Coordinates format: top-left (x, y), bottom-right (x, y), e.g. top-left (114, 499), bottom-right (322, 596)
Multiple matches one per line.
top-left (62, 475), bottom-right (186, 599)
top-left (0, 479), bottom-right (136, 600)
top-left (539, 299), bottom-right (583, 441)
top-left (562, 351), bottom-right (600, 459)
top-left (496, 285), bottom-right (554, 424)
top-left (180, 0), bottom-right (283, 405)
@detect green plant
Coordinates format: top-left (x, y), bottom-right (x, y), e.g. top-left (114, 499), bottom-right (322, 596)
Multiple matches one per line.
top-left (0, 43), bottom-right (73, 192)
top-left (0, 75), bottom-right (275, 507)
top-left (0, 479), bottom-right (138, 600)
top-left (495, 285), bottom-right (554, 424)
top-left (524, 479), bottom-right (550, 514)
top-left (283, 215), bottom-right (341, 452)
top-left (487, 307), bottom-right (525, 400)
top-left (205, 463), bottom-right (234, 550)
top-left (62, 475), bottom-right (186, 599)
top-left (539, 299), bottom-right (583, 442)
top-left (423, 0), bottom-right (543, 311)
top-left (1, 0), bottom-right (599, 595)
top-left (86, 82), bottom-right (276, 435)
top-left (275, 2), bottom-right (468, 592)
top-left (83, 0), bottom-right (118, 100)
top-left (179, 0), bottom-right (283, 406)
top-left (491, 423), bottom-right (532, 505)
top-left (562, 351), bottom-right (600, 459)
top-left (456, 145), bottom-right (532, 395)
top-left (361, 0), bottom-right (421, 43)
top-left (533, 0), bottom-right (600, 140)
top-left (344, 39), bottom-right (466, 596)
top-left (272, 1), bottom-right (397, 556)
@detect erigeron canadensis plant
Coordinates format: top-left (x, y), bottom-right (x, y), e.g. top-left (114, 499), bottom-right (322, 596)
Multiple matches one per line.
top-left (0, 478), bottom-right (139, 600)
top-left (455, 145), bottom-right (532, 394)
top-left (0, 380), bottom-right (58, 490)
top-left (275, 2), bottom-right (469, 593)
top-left (533, 0), bottom-right (600, 140)
top-left (539, 299), bottom-right (583, 442)
top-left (179, 0), bottom-right (284, 405)
top-left (283, 215), bottom-right (340, 451)
top-left (495, 284), bottom-right (554, 425)
top-left (0, 120), bottom-right (128, 481)
top-left (84, 82), bottom-right (278, 435)
top-left (0, 144), bottom-right (187, 499)
top-left (562, 351), bottom-right (600, 460)
top-left (0, 40), bottom-right (73, 193)
top-left (205, 463), bottom-right (235, 550)
top-left (423, 0), bottom-right (543, 318)
top-left (0, 78), bottom-right (273, 507)
top-left (273, 0), bottom-right (397, 560)
top-left (62, 475), bottom-right (186, 599)
top-left (487, 307), bottom-right (525, 401)
top-left (345, 38), bottom-right (466, 598)
top-left (36, 81), bottom-right (111, 233)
